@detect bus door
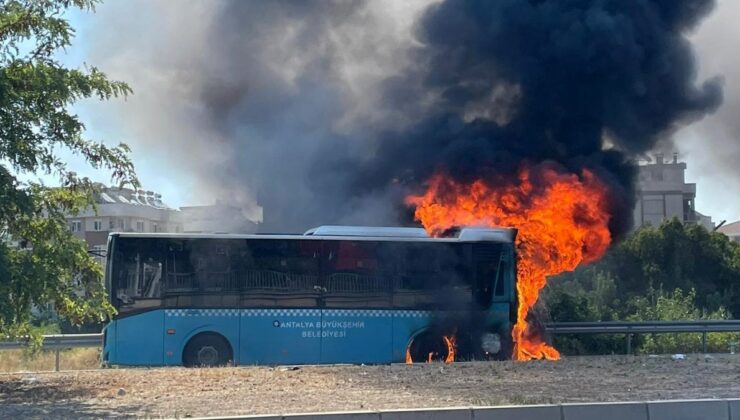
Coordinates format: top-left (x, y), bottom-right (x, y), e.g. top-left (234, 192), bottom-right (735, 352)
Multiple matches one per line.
top-left (319, 240), bottom-right (393, 364)
top-left (238, 239), bottom-right (323, 365)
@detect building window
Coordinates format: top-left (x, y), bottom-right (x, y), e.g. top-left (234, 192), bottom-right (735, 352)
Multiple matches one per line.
top-left (93, 220), bottom-right (103, 231)
top-left (109, 218), bottom-right (125, 230)
top-left (683, 199), bottom-right (696, 222)
top-left (643, 199), bottom-right (664, 216)
top-left (153, 223), bottom-right (159, 233)
top-left (69, 220), bottom-right (82, 232)
top-left (136, 221), bottom-right (145, 232)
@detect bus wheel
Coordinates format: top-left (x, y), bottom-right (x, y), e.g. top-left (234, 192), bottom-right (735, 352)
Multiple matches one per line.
top-left (183, 333), bottom-right (233, 367)
top-left (407, 332), bottom-right (452, 363)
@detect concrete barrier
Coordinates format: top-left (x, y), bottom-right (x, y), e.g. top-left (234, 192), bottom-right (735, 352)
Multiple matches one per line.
top-left (285, 411), bottom-right (380, 420)
top-left (193, 399), bottom-right (739, 420)
top-left (648, 399), bottom-right (729, 420)
top-left (561, 401), bottom-right (648, 420)
top-left (472, 404), bottom-right (561, 420)
top-left (730, 399), bottom-right (740, 420)
top-left (379, 407), bottom-right (471, 420)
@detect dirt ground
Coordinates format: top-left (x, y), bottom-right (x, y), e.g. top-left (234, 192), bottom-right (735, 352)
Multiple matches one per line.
top-left (1, 354), bottom-right (739, 419)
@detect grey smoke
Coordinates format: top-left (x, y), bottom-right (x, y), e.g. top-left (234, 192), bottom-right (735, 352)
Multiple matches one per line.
top-left (84, 0), bottom-right (429, 232)
top-left (677, 0), bottom-right (740, 222)
top-left (82, 0), bottom-right (724, 234)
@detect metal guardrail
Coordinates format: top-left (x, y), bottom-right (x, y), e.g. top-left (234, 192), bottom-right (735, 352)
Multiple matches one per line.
top-left (546, 320), bottom-right (740, 333)
top-left (545, 320), bottom-right (740, 354)
top-left (0, 334), bottom-right (102, 371)
top-left (1, 321), bottom-right (739, 371)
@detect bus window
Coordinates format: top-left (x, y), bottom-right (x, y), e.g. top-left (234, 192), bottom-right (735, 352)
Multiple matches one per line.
top-left (159, 239), bottom-right (244, 309)
top-left (472, 243), bottom-right (505, 308)
top-left (392, 243), bottom-right (472, 309)
top-left (190, 239), bottom-right (244, 292)
top-left (323, 240), bottom-right (392, 308)
top-left (114, 238), bottom-right (164, 314)
top-left (164, 240), bottom-right (195, 291)
top-left (238, 239), bottom-right (322, 308)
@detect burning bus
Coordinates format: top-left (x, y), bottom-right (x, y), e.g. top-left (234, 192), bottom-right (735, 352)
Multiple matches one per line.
top-left (101, 225), bottom-right (517, 366)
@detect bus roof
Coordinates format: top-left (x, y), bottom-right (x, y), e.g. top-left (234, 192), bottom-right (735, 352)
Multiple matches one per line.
top-left (303, 225), bottom-right (429, 237)
top-left (111, 226), bottom-right (516, 243)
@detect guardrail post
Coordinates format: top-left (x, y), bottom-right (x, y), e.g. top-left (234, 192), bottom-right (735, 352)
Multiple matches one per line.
top-left (55, 336), bottom-right (60, 372)
top-left (702, 331), bottom-right (707, 354)
top-left (626, 333), bottom-right (632, 355)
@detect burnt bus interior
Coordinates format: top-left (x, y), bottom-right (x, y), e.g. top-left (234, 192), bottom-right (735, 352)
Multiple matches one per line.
top-left (109, 236), bottom-right (512, 316)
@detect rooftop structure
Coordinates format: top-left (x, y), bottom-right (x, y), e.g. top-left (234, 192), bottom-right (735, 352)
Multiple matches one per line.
top-left (66, 185), bottom-right (264, 263)
top-left (633, 153), bottom-right (714, 231)
top-left (67, 184), bottom-right (182, 263)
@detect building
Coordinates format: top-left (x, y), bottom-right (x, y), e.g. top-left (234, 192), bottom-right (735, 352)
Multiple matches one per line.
top-left (718, 221), bottom-right (740, 243)
top-left (633, 153), bottom-right (714, 231)
top-left (178, 204), bottom-right (260, 234)
top-left (66, 185), bottom-right (262, 263)
top-left (67, 184), bottom-right (182, 263)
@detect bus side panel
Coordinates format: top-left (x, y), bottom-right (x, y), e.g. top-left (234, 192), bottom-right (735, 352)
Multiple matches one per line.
top-left (319, 310), bottom-right (392, 364)
top-left (102, 320), bottom-right (117, 364)
top-left (163, 309), bottom-right (240, 366)
top-left (391, 311), bottom-right (434, 362)
top-left (489, 303), bottom-right (512, 330)
top-left (239, 309), bottom-right (322, 365)
top-left (113, 310), bottom-right (165, 366)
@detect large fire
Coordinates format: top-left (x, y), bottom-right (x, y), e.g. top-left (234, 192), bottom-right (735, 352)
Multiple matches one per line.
top-left (405, 163), bottom-right (612, 360)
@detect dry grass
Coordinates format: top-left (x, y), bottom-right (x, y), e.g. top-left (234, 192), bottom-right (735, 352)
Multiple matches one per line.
top-left (1, 354), bottom-right (740, 419)
top-left (0, 348), bottom-right (100, 373)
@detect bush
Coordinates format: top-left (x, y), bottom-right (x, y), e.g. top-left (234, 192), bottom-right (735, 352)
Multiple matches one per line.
top-left (542, 220), bottom-right (740, 355)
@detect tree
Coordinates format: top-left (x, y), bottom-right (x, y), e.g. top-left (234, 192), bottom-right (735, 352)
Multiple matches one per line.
top-left (544, 219), bottom-right (740, 354)
top-left (547, 219), bottom-right (740, 318)
top-left (0, 0), bottom-right (137, 341)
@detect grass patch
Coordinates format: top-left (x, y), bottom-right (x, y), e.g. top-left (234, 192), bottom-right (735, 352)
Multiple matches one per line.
top-left (0, 347), bottom-right (100, 373)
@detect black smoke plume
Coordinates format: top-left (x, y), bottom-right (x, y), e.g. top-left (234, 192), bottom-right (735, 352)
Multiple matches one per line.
top-left (88, 0), bottom-right (722, 238)
top-left (350, 0), bottom-right (723, 240)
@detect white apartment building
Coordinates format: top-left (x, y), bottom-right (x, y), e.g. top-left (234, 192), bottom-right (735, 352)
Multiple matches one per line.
top-left (67, 184), bottom-right (182, 263)
top-left (67, 185), bottom-right (262, 263)
top-left (633, 153), bottom-right (714, 231)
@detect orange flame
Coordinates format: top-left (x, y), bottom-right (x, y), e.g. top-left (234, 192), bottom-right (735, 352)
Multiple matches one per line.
top-left (443, 335), bottom-right (456, 364)
top-left (405, 335), bottom-right (458, 364)
top-left (405, 163), bottom-right (612, 360)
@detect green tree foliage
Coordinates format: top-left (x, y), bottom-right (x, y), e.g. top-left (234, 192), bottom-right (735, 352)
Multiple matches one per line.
top-left (544, 219), bottom-right (740, 354)
top-left (628, 288), bottom-right (739, 354)
top-left (0, 0), bottom-right (136, 341)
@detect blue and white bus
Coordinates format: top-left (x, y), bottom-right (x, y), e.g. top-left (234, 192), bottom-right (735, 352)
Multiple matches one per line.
top-left (102, 226), bottom-right (517, 366)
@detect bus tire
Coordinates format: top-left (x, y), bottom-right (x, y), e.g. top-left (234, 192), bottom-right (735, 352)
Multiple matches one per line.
top-left (183, 333), bottom-right (233, 367)
top-left (407, 331), bottom-right (452, 363)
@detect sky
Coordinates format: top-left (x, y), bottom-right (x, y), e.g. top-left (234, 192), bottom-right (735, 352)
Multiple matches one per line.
top-left (675, 0), bottom-right (740, 225)
top-left (56, 0), bottom-right (740, 223)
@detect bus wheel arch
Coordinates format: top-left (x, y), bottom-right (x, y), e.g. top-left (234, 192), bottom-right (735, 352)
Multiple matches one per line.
top-left (182, 332), bottom-right (233, 367)
top-left (405, 329), bottom-right (454, 363)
